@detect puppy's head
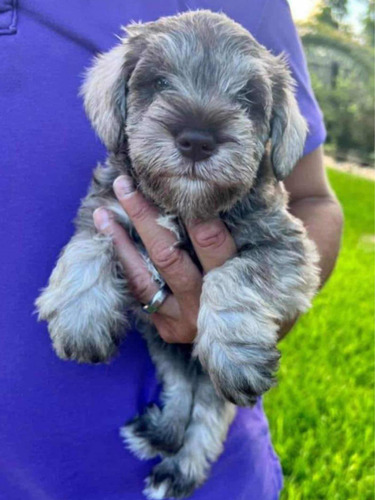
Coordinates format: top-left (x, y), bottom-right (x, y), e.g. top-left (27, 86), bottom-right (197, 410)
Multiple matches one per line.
top-left (82, 10), bottom-right (307, 219)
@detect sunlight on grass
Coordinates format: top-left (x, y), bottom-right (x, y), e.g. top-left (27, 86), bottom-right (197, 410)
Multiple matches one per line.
top-left (264, 168), bottom-right (375, 500)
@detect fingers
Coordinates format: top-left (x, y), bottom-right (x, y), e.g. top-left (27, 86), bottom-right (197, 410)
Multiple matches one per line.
top-left (187, 219), bottom-right (237, 273)
top-left (112, 176), bottom-right (202, 305)
top-left (93, 207), bottom-right (179, 318)
top-left (152, 314), bottom-right (197, 344)
top-left (92, 178), bottom-right (236, 346)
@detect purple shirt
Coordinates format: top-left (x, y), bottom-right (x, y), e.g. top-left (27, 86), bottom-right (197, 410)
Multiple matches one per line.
top-left (0, 1), bottom-right (326, 499)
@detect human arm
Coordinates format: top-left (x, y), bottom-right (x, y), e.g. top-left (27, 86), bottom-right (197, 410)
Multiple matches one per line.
top-left (285, 146), bottom-right (343, 285)
top-left (278, 145), bottom-right (343, 339)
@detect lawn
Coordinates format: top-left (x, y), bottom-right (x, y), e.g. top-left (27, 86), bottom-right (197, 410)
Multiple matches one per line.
top-left (264, 168), bottom-right (375, 500)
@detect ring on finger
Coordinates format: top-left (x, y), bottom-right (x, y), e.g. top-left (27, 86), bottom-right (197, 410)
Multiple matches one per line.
top-left (142, 285), bottom-right (169, 314)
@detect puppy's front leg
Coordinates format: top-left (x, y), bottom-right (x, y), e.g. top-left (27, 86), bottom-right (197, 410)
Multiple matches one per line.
top-left (35, 230), bottom-right (128, 363)
top-left (195, 236), bottom-right (318, 406)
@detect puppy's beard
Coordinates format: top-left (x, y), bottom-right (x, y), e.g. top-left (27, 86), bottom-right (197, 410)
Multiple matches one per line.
top-left (135, 168), bottom-right (252, 220)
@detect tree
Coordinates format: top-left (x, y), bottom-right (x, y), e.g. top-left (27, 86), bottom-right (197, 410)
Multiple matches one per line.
top-left (363, 0), bottom-right (375, 46)
top-left (316, 4), bottom-right (340, 28)
top-left (326, 0), bottom-right (348, 21)
top-left (315, 0), bottom-right (349, 25)
top-left (298, 1), bottom-right (374, 164)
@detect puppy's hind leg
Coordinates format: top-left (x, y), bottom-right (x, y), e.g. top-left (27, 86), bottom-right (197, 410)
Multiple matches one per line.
top-left (120, 330), bottom-right (195, 459)
top-left (144, 373), bottom-right (236, 500)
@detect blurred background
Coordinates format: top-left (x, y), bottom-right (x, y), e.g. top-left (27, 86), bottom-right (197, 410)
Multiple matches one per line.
top-left (263, 2), bottom-right (374, 499)
top-left (291, 0), bottom-right (374, 166)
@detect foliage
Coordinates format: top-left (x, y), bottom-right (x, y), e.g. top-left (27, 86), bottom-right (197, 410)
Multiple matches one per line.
top-left (264, 169), bottom-right (375, 500)
top-left (363, 0), bottom-right (375, 46)
top-left (315, 1), bottom-right (346, 27)
top-left (298, 3), bottom-right (375, 164)
top-left (326, 0), bottom-right (349, 21)
top-left (300, 20), bottom-right (374, 75)
top-left (310, 71), bottom-right (374, 160)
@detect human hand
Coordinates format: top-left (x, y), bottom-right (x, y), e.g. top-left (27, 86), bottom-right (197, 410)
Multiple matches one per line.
top-left (93, 175), bottom-right (237, 343)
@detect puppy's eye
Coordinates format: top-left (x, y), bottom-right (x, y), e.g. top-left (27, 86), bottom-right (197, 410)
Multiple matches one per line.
top-left (154, 77), bottom-right (171, 91)
top-left (238, 86), bottom-right (254, 105)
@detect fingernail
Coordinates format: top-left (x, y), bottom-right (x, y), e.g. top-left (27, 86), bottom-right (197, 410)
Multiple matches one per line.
top-left (93, 207), bottom-right (112, 232)
top-left (113, 175), bottom-right (135, 199)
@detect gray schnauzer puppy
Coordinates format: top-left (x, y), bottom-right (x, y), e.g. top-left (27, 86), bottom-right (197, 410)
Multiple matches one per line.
top-left (35, 10), bottom-right (319, 499)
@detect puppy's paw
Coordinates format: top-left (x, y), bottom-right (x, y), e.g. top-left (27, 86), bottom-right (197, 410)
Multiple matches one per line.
top-left (50, 322), bottom-right (120, 364)
top-left (144, 459), bottom-right (200, 500)
top-left (195, 304), bottom-right (280, 406)
top-left (36, 283), bottom-right (124, 364)
top-left (120, 409), bottom-right (160, 461)
top-left (200, 338), bottom-right (280, 406)
top-left (120, 404), bottom-right (185, 460)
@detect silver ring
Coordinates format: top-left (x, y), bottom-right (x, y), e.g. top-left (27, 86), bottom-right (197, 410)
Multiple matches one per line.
top-left (142, 286), bottom-right (169, 314)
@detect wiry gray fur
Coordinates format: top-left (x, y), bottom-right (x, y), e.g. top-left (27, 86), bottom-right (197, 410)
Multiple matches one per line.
top-left (35, 10), bottom-right (319, 499)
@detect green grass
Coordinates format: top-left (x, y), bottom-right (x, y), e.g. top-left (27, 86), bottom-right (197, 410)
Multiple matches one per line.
top-left (264, 169), bottom-right (375, 500)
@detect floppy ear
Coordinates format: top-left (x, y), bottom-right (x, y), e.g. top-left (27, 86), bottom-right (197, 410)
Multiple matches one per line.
top-left (269, 55), bottom-right (308, 180)
top-left (81, 43), bottom-right (128, 151)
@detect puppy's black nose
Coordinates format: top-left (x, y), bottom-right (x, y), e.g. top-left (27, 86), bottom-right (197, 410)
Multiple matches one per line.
top-left (176, 129), bottom-right (216, 161)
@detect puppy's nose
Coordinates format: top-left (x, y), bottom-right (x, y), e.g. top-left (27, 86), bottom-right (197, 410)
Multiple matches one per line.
top-left (176, 129), bottom-right (216, 161)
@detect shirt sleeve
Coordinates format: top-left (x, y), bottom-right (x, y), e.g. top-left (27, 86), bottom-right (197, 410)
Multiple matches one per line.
top-left (252, 0), bottom-right (327, 155)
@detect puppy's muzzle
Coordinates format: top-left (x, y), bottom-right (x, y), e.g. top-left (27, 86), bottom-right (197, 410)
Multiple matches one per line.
top-left (175, 129), bottom-right (217, 161)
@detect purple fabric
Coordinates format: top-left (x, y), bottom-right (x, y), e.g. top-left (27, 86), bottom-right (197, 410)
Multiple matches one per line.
top-left (0, 1), bottom-right (325, 499)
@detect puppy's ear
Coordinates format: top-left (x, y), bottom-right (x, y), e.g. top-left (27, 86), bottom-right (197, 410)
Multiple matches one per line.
top-left (268, 55), bottom-right (307, 180)
top-left (81, 43), bottom-right (128, 151)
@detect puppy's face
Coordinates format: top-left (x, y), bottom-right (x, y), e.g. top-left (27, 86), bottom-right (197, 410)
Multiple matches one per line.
top-left (82, 11), bottom-right (307, 219)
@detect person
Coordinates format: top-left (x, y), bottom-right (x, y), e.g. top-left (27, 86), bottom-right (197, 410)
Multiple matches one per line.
top-left (0, 1), bottom-right (343, 499)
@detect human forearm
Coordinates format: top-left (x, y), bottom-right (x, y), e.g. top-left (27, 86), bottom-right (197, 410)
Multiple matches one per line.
top-left (277, 195), bottom-right (343, 340)
top-left (278, 147), bottom-right (344, 340)
top-left (289, 195), bottom-right (343, 286)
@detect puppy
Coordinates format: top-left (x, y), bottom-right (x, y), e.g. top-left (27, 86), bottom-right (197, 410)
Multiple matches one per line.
top-left (35, 10), bottom-right (319, 499)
